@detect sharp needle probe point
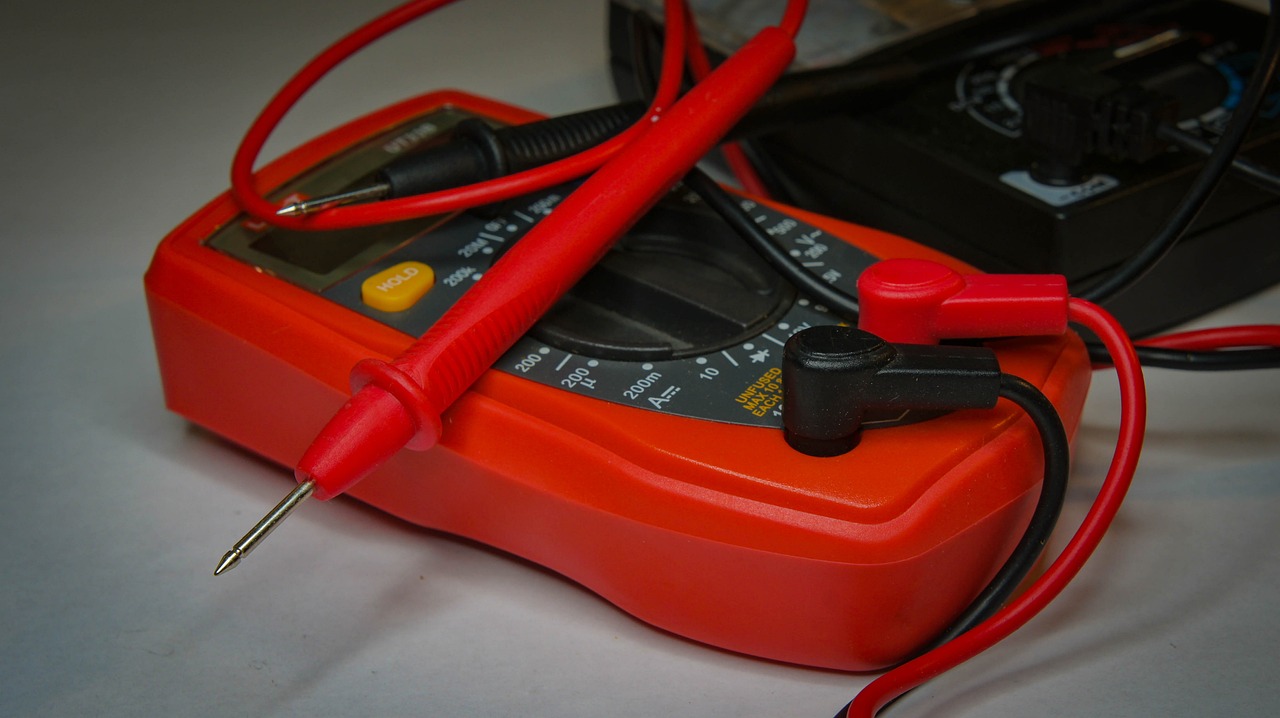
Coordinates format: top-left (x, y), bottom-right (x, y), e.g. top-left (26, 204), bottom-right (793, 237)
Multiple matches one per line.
top-left (214, 480), bottom-right (316, 575)
top-left (277, 183), bottom-right (390, 216)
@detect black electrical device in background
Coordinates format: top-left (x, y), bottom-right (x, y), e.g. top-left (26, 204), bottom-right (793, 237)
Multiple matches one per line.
top-left (607, 0), bottom-right (1280, 336)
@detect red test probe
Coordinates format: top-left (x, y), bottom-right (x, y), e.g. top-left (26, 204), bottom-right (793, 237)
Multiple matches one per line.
top-left (213, 19), bottom-right (801, 575)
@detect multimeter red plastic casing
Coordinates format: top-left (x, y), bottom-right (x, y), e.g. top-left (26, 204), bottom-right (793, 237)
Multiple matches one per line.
top-left (145, 90), bottom-right (1091, 671)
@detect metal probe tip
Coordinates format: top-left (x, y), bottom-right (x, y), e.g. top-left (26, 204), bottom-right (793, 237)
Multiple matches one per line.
top-left (275, 183), bottom-right (391, 217)
top-left (214, 480), bottom-right (316, 576)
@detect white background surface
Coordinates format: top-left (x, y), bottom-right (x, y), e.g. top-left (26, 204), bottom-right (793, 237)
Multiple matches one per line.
top-left (2, 1), bottom-right (1277, 716)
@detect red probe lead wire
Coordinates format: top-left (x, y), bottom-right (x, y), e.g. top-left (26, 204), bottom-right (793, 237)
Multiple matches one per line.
top-left (229, 0), bottom-right (693, 232)
top-left (1137, 324), bottom-right (1280, 351)
top-left (844, 298), bottom-right (1147, 717)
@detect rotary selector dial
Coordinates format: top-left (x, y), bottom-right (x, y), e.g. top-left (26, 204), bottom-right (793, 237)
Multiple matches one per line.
top-left (530, 197), bottom-right (796, 361)
top-left (327, 186), bottom-right (880, 428)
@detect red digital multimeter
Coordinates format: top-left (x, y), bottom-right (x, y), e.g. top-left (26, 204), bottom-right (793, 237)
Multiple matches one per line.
top-left (145, 90), bottom-right (1091, 671)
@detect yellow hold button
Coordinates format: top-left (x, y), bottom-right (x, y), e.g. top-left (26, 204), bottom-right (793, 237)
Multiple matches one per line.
top-left (361, 261), bottom-right (436, 312)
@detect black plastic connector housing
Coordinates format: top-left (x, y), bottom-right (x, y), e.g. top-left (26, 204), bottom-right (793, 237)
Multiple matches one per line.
top-left (782, 326), bottom-right (1002, 457)
top-left (1022, 61), bottom-right (1179, 184)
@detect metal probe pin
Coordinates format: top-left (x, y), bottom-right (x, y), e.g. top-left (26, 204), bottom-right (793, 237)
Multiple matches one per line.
top-left (214, 480), bottom-right (316, 575)
top-left (276, 183), bottom-right (390, 216)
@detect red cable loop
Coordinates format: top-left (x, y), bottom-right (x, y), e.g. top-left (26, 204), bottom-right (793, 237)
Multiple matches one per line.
top-left (230, 0), bottom-right (692, 231)
top-left (845, 298), bottom-right (1146, 717)
top-left (230, 0), bottom-right (462, 228)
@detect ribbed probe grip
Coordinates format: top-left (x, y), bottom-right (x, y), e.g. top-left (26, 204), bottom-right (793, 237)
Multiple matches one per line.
top-left (377, 102), bottom-right (645, 198)
top-left (499, 101), bottom-right (647, 172)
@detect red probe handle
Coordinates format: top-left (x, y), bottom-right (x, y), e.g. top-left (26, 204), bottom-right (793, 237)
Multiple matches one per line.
top-left (857, 258), bottom-right (1070, 345)
top-left (295, 26), bottom-right (797, 501)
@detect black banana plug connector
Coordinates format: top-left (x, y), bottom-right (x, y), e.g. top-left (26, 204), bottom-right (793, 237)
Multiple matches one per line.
top-left (781, 326), bottom-right (1003, 457)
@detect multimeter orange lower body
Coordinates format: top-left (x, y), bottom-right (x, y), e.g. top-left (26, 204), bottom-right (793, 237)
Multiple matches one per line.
top-left (145, 91), bottom-right (1091, 671)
